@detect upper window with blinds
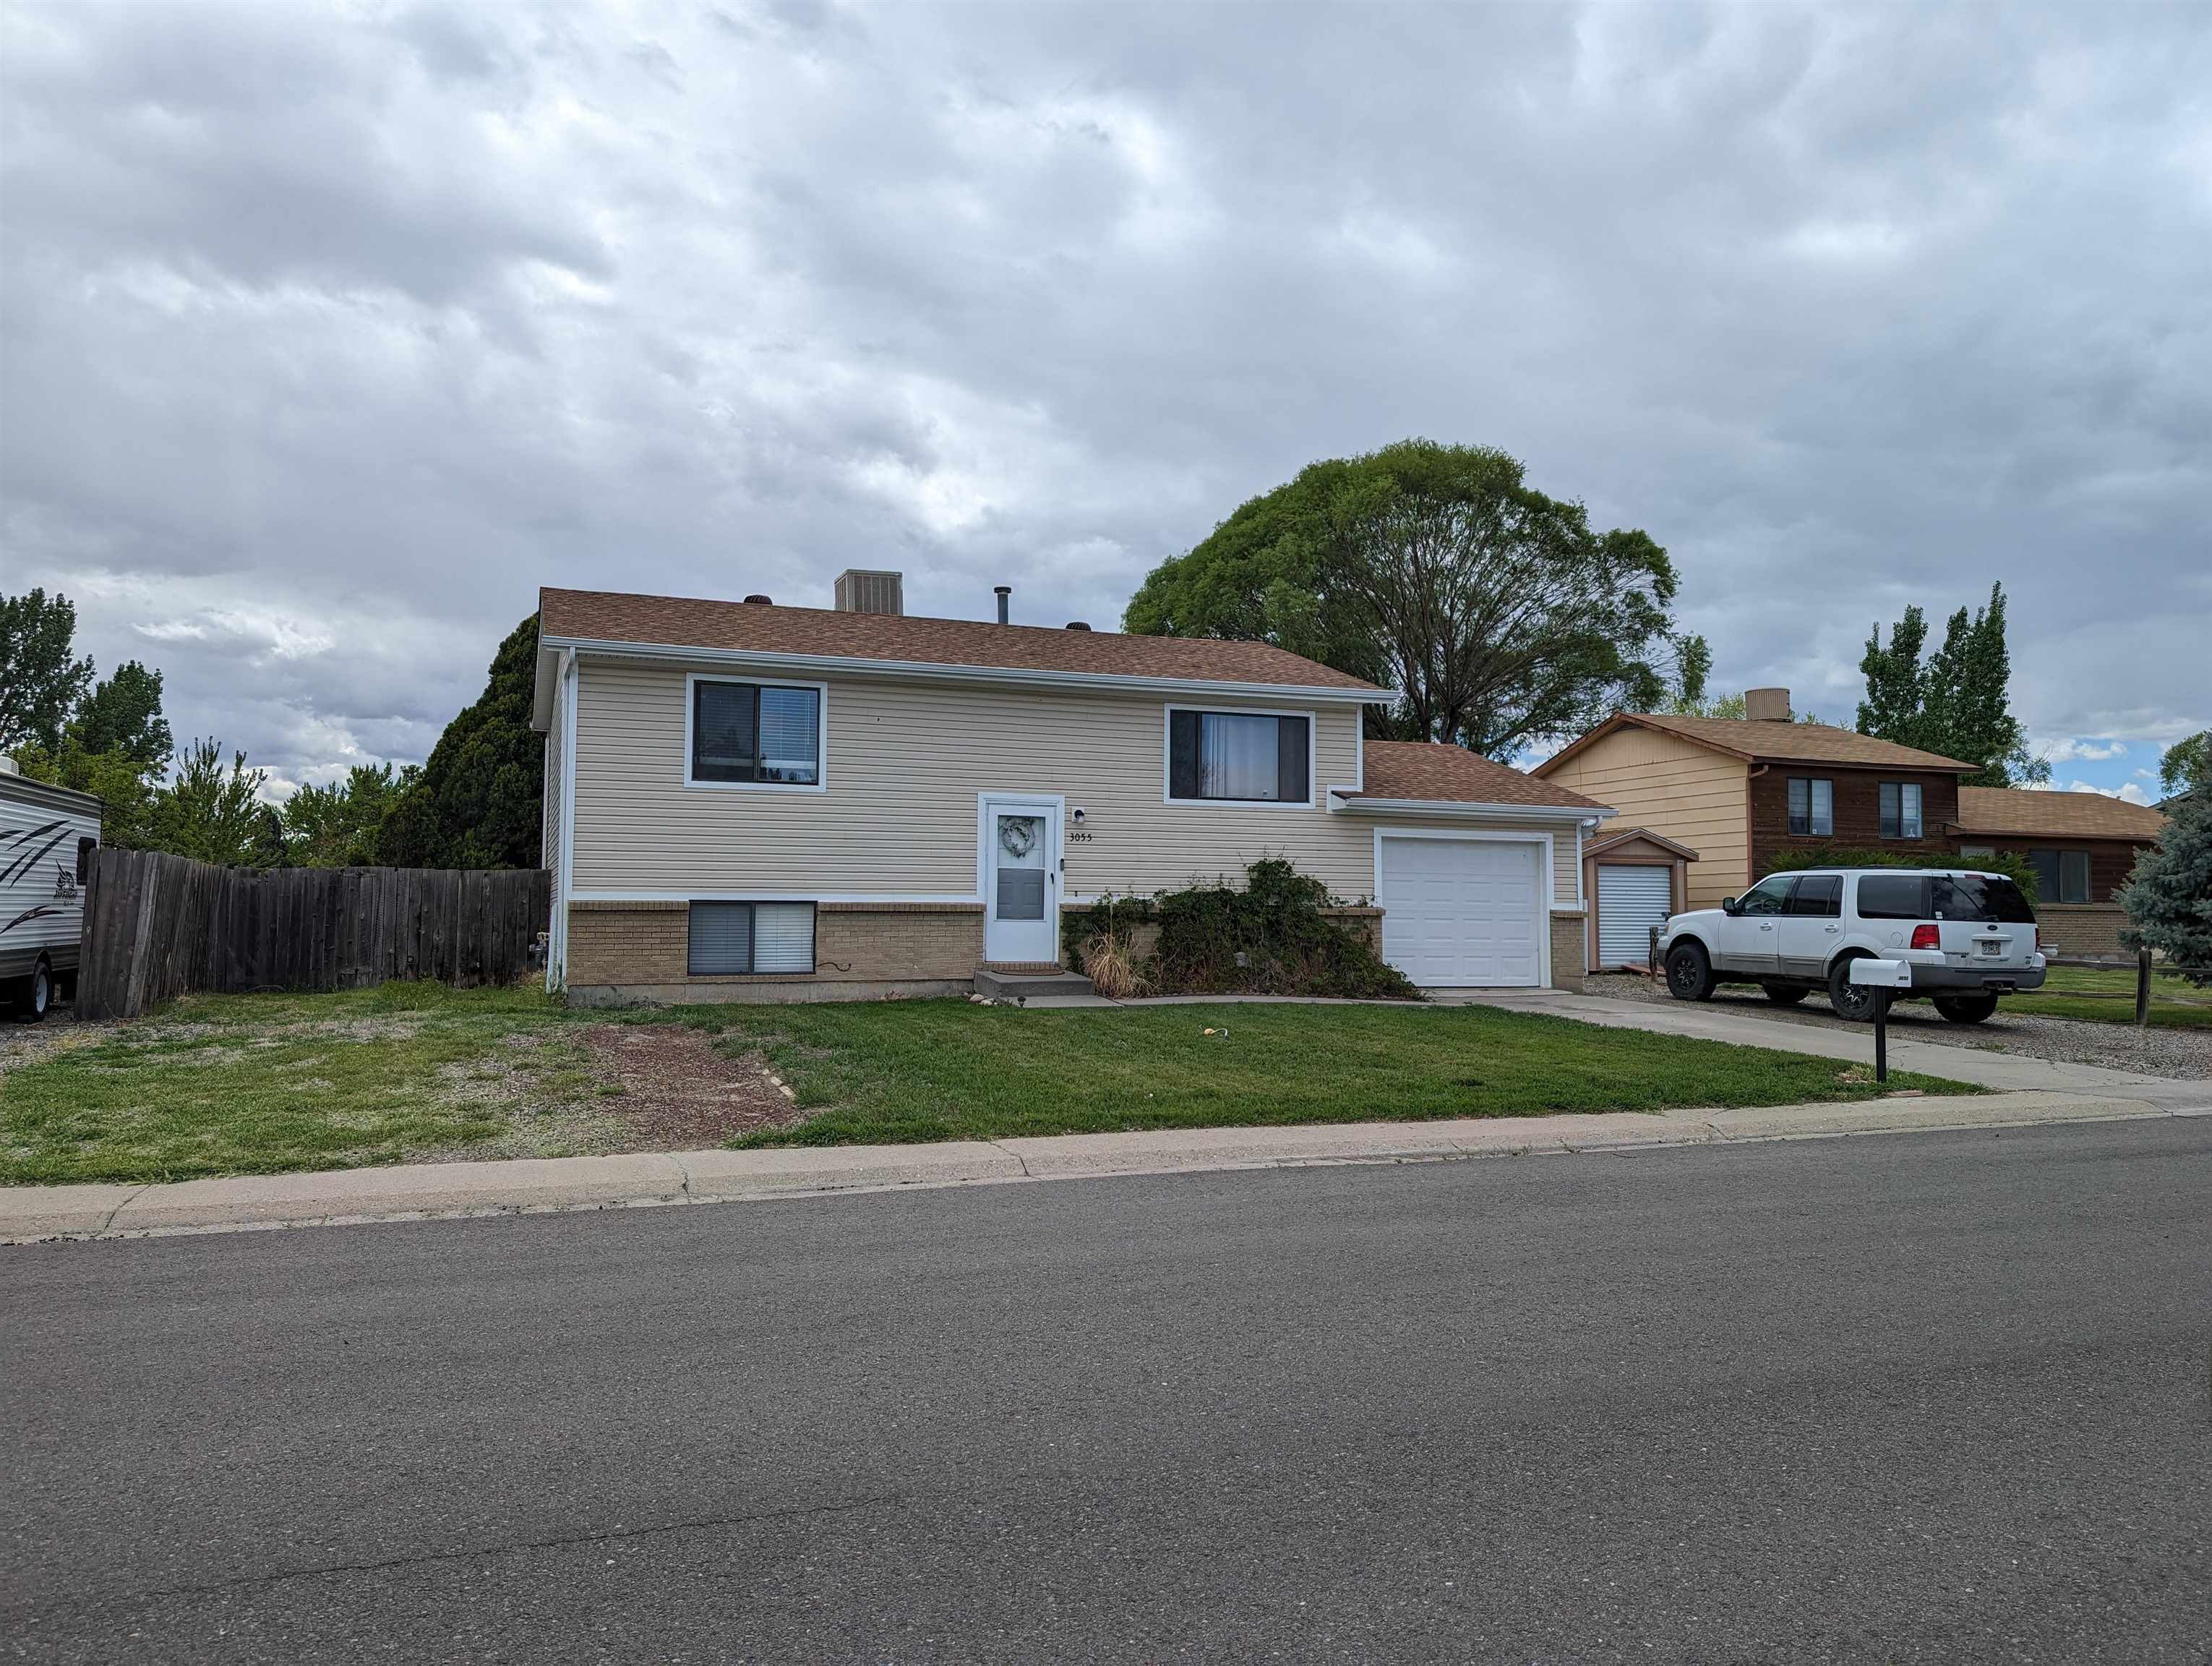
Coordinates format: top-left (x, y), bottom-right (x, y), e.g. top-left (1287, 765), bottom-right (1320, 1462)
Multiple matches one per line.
top-left (688, 678), bottom-right (825, 789)
top-left (1165, 709), bottom-right (1311, 806)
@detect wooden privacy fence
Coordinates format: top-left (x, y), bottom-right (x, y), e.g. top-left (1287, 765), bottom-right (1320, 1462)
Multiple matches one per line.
top-left (77, 850), bottom-right (551, 1021)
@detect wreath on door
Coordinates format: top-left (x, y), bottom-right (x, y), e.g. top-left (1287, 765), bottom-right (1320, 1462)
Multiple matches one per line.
top-left (998, 815), bottom-right (1040, 859)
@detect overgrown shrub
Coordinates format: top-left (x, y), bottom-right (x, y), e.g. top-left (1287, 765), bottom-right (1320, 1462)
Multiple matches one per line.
top-left (1762, 843), bottom-right (2040, 908)
top-left (1079, 933), bottom-right (1149, 1000)
top-left (1144, 859), bottom-right (1420, 999)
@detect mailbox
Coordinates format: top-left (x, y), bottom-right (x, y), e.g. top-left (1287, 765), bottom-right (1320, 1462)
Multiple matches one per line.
top-left (1848, 957), bottom-right (1913, 988)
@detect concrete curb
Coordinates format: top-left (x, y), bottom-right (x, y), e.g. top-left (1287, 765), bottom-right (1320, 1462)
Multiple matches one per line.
top-left (3, 1090), bottom-right (2203, 1246)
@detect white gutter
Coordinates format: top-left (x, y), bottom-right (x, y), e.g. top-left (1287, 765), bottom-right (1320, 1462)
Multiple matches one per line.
top-left (1329, 794), bottom-right (1611, 826)
top-left (539, 633), bottom-right (1389, 707)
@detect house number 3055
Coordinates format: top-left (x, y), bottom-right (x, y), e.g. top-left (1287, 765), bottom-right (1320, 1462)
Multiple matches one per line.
top-left (1067, 830), bottom-right (1095, 843)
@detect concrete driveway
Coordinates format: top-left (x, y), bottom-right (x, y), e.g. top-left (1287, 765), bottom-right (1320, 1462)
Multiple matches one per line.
top-left (1452, 986), bottom-right (2207, 1103)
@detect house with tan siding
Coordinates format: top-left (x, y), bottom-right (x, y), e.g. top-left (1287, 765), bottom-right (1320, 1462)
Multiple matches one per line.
top-left (1534, 688), bottom-right (1980, 917)
top-left (532, 575), bottom-right (1613, 1003)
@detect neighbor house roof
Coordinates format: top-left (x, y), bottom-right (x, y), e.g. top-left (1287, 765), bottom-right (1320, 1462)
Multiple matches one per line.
top-left (1339, 740), bottom-right (1608, 812)
top-left (1535, 712), bottom-right (1979, 775)
top-left (1951, 786), bottom-right (2169, 842)
top-left (537, 588), bottom-right (1386, 698)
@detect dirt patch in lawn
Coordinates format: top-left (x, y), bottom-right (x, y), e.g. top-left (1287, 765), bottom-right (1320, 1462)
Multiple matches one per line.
top-left (573, 1023), bottom-right (805, 1145)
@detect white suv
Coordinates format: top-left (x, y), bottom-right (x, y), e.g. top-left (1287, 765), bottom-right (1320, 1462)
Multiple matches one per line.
top-left (1658, 868), bottom-right (2046, 1024)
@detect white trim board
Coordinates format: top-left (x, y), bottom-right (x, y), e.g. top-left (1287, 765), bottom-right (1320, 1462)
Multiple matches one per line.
top-left (569, 891), bottom-right (984, 906)
top-left (544, 634), bottom-right (1389, 708)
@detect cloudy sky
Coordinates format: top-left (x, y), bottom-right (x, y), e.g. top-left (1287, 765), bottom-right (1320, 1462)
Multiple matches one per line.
top-left (3, 1), bottom-right (2205, 803)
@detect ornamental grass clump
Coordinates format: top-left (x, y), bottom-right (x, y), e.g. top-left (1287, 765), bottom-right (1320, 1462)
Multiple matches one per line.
top-left (1145, 859), bottom-right (1420, 1000)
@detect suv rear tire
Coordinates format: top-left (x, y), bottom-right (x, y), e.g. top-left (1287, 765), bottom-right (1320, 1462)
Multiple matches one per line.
top-left (1826, 954), bottom-right (1878, 1024)
top-left (1761, 984), bottom-right (1809, 1006)
top-left (1665, 942), bottom-right (1715, 1002)
top-left (1934, 994), bottom-right (1999, 1025)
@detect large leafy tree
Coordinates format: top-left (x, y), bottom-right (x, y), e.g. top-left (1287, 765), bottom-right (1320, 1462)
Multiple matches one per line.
top-left (2121, 788), bottom-right (2211, 986)
top-left (2161, 731), bottom-right (2208, 798)
top-left (1125, 441), bottom-right (1681, 756)
top-left (284, 763), bottom-right (419, 868)
top-left (0, 589), bottom-right (95, 756)
top-left (1856, 584), bottom-right (2046, 787)
top-left (375, 613), bottom-right (544, 870)
top-left (68, 659), bottom-right (173, 772)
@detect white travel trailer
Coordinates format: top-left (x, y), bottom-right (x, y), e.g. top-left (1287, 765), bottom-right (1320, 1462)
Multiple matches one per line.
top-left (0, 759), bottom-right (103, 1020)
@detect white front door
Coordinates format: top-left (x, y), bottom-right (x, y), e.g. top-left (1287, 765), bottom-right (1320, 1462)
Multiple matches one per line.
top-left (982, 795), bottom-right (1060, 965)
top-left (1377, 834), bottom-right (1546, 987)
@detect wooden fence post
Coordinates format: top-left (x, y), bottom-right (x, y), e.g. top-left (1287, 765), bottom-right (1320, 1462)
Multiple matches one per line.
top-left (2137, 946), bottom-right (2152, 1028)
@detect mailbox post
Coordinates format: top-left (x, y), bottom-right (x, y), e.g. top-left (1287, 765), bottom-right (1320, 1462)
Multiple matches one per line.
top-left (1848, 957), bottom-right (1913, 1083)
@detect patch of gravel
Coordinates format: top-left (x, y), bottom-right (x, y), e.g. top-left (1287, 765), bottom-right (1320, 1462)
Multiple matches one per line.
top-left (0, 1014), bottom-right (103, 1077)
top-left (572, 1023), bottom-right (806, 1145)
top-left (1580, 973), bottom-right (2212, 1080)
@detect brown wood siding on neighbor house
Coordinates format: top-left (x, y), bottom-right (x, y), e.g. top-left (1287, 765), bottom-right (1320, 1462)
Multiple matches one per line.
top-left (1750, 767), bottom-right (1960, 878)
top-left (1538, 727), bottom-right (1748, 908)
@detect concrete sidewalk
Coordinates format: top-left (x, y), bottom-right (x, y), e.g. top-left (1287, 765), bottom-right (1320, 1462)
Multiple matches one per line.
top-left (5, 1087), bottom-right (2203, 1245)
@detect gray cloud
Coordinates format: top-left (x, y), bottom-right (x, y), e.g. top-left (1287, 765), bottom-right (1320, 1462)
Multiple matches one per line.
top-left (2, 0), bottom-right (2205, 797)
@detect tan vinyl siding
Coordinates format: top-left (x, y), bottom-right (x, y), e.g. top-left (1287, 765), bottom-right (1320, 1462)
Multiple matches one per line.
top-left (1540, 727), bottom-right (1748, 908)
top-left (570, 660), bottom-right (1582, 905)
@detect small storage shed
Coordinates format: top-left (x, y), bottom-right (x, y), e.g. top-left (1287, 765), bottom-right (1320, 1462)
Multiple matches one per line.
top-left (1583, 827), bottom-right (1699, 970)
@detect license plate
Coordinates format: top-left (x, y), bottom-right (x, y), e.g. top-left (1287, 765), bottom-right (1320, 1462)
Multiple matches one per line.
top-left (1977, 939), bottom-right (2003, 957)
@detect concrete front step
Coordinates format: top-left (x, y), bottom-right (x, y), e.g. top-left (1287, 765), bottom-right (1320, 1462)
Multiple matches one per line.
top-left (974, 966), bottom-right (1096, 1001)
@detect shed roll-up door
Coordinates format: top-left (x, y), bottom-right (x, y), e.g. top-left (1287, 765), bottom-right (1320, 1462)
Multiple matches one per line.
top-left (1597, 865), bottom-right (1673, 967)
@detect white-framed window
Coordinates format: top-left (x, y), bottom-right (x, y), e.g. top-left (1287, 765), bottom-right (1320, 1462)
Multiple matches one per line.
top-left (687, 901), bottom-right (817, 975)
top-left (1163, 706), bottom-right (1313, 807)
top-left (685, 675), bottom-right (828, 791)
top-left (1786, 777), bottom-right (1833, 837)
top-left (1879, 781), bottom-right (1924, 840)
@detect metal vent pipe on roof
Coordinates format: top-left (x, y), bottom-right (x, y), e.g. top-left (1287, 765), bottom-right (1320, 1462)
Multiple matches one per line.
top-left (994, 584), bottom-right (1011, 625)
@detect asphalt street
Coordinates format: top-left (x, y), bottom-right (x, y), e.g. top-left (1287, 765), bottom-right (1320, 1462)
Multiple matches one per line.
top-left (5, 1120), bottom-right (2209, 1663)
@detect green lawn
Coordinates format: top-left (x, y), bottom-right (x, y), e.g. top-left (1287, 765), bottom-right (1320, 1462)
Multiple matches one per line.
top-left (693, 998), bottom-right (1974, 1148)
top-left (2007, 965), bottom-right (2212, 1029)
top-left (0, 983), bottom-right (596, 1187)
top-left (2, 986), bottom-right (1976, 1186)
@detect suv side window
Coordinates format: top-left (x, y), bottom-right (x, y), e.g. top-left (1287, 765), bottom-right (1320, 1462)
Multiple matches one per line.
top-left (1738, 874), bottom-right (1793, 916)
top-left (1786, 873), bottom-right (1841, 918)
top-left (1855, 873), bottom-right (1928, 919)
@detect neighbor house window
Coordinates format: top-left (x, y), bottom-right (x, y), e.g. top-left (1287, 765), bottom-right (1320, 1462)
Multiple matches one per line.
top-left (1167, 710), bottom-right (1310, 804)
top-left (1787, 777), bottom-right (1833, 837)
top-left (687, 902), bottom-right (816, 975)
top-left (690, 680), bottom-right (822, 786)
top-left (2027, 849), bottom-right (2093, 905)
top-left (1878, 782), bottom-right (1924, 840)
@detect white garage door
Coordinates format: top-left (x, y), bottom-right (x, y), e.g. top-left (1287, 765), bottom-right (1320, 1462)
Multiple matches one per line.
top-left (1597, 864), bottom-right (1673, 968)
top-left (1378, 837), bottom-right (1544, 987)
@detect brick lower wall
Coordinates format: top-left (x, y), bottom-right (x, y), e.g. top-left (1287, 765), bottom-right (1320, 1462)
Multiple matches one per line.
top-left (1549, 910), bottom-right (1587, 991)
top-left (567, 901), bottom-right (984, 1004)
top-left (2033, 903), bottom-right (2130, 958)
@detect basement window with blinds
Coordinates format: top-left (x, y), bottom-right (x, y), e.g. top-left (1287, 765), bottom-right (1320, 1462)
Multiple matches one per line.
top-left (687, 902), bottom-right (817, 976)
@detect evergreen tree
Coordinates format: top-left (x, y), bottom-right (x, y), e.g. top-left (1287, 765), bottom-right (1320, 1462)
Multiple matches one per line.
top-left (375, 614), bottom-right (543, 870)
top-left (147, 739), bottom-right (285, 866)
top-left (2121, 789), bottom-right (2211, 986)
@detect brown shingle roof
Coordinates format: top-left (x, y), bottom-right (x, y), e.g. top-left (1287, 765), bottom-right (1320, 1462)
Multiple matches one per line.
top-left (1345, 741), bottom-right (1608, 811)
top-left (539, 588), bottom-right (1384, 694)
top-left (1951, 786), bottom-right (2169, 842)
top-left (1537, 712), bottom-right (1978, 774)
